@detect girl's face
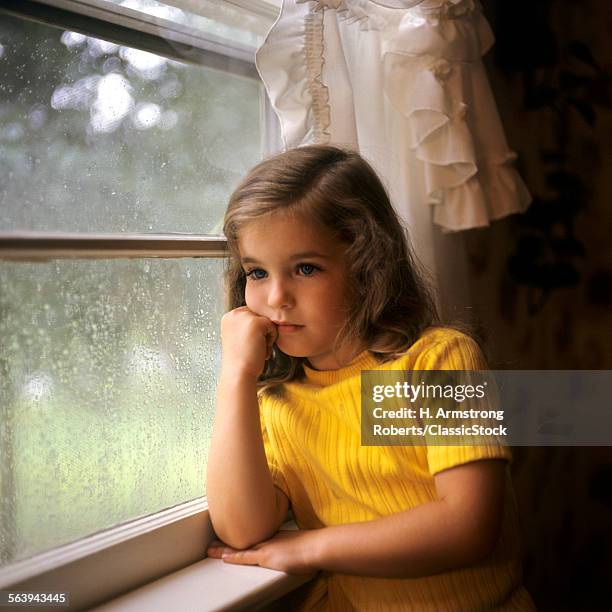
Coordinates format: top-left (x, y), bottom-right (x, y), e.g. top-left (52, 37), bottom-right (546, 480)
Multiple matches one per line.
top-left (238, 212), bottom-right (365, 371)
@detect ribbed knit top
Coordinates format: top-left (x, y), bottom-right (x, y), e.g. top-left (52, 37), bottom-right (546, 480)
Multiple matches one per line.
top-left (302, 349), bottom-right (379, 386)
top-left (258, 327), bottom-right (534, 611)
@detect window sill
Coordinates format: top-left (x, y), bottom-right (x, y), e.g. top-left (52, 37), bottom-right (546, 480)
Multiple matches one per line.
top-left (0, 499), bottom-right (311, 611)
top-left (93, 553), bottom-right (311, 612)
top-left (93, 521), bottom-right (313, 612)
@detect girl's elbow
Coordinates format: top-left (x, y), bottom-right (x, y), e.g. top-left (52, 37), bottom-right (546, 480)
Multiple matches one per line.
top-left (209, 518), bottom-right (259, 550)
top-left (208, 508), bottom-right (276, 550)
top-left (462, 520), bottom-right (502, 565)
top-left (220, 532), bottom-right (260, 551)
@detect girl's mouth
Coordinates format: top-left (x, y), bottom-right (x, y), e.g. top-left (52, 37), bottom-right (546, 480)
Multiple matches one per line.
top-left (274, 323), bottom-right (304, 334)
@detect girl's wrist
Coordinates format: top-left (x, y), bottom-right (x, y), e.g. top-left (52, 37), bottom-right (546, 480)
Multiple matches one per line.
top-left (220, 364), bottom-right (259, 385)
top-left (302, 527), bottom-right (328, 571)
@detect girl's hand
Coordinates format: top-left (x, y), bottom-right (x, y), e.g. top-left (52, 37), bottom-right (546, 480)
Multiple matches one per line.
top-left (207, 530), bottom-right (321, 576)
top-left (220, 306), bottom-right (278, 378)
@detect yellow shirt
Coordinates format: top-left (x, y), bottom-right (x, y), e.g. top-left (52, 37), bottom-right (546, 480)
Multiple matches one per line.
top-left (259, 327), bottom-right (535, 611)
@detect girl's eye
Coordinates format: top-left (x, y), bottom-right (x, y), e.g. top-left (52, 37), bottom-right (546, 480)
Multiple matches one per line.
top-left (245, 268), bottom-right (267, 280)
top-left (297, 263), bottom-right (318, 276)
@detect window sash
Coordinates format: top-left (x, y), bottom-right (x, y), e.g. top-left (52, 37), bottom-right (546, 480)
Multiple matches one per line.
top-left (0, 0), bottom-right (260, 78)
top-left (0, 232), bottom-right (229, 260)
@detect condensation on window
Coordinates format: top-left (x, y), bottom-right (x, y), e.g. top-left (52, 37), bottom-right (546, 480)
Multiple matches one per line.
top-left (0, 13), bottom-right (262, 234)
top-left (0, 258), bottom-right (224, 565)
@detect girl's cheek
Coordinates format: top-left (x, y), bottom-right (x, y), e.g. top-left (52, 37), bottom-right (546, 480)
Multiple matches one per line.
top-left (244, 285), bottom-right (261, 313)
top-left (244, 284), bottom-right (253, 308)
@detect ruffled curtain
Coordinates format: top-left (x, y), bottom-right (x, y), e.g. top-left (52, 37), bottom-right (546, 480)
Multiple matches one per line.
top-left (256, 0), bottom-right (531, 314)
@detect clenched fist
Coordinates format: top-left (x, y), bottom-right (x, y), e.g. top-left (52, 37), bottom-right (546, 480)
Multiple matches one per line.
top-left (220, 306), bottom-right (279, 379)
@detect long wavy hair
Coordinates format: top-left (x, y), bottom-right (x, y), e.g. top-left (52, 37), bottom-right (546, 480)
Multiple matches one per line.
top-left (223, 145), bottom-right (441, 392)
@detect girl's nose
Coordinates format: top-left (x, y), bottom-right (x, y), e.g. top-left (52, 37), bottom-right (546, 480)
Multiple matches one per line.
top-left (267, 279), bottom-right (294, 309)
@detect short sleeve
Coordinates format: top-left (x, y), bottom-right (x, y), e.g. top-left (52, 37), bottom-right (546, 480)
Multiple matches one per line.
top-left (428, 444), bottom-right (513, 476)
top-left (414, 328), bottom-right (488, 371)
top-left (416, 329), bottom-right (513, 475)
top-left (259, 395), bottom-right (291, 499)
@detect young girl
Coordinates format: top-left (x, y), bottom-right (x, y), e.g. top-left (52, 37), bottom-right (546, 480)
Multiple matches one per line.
top-left (206, 146), bottom-right (535, 610)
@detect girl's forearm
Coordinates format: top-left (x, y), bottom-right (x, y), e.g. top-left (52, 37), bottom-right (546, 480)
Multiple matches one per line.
top-left (308, 499), bottom-right (495, 579)
top-left (206, 371), bottom-right (282, 549)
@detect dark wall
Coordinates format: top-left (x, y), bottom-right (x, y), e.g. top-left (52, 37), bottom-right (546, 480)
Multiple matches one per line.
top-left (467, 1), bottom-right (612, 609)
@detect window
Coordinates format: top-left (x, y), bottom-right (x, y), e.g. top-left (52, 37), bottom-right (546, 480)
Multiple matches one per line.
top-left (0, 2), bottom-right (265, 233)
top-left (0, 0), bottom-right (280, 605)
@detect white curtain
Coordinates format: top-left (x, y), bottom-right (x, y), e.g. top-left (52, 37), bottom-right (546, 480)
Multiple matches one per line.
top-left (255, 0), bottom-right (531, 316)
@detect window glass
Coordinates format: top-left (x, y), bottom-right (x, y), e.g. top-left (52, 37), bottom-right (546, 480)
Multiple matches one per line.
top-left (0, 13), bottom-right (261, 234)
top-left (0, 258), bottom-right (224, 566)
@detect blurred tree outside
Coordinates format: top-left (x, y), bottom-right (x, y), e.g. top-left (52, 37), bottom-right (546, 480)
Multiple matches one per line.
top-left (0, 12), bottom-right (261, 233)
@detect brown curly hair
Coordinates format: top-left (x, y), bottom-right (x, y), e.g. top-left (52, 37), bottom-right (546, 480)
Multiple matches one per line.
top-left (223, 145), bottom-right (441, 391)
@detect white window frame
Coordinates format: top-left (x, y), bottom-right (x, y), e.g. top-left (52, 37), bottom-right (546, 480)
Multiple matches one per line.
top-left (0, 1), bottom-right (289, 608)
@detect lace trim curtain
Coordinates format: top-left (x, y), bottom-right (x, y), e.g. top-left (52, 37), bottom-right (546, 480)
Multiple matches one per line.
top-left (255, 0), bottom-right (531, 310)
